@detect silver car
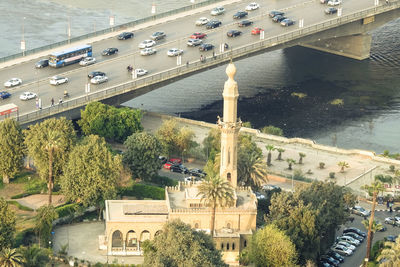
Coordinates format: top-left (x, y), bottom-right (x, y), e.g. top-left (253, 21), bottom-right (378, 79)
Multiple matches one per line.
top-left (336, 241), bottom-right (356, 251)
top-left (79, 57), bottom-right (96, 66)
top-left (90, 75), bottom-right (108, 84)
top-left (49, 76), bottom-right (68, 85)
top-left (140, 48), bottom-right (157, 56)
top-left (167, 48), bottom-right (183, 56)
top-left (195, 17), bottom-right (210, 25)
top-left (187, 39), bottom-right (203, 47)
top-left (4, 78), bottom-right (22, 87)
top-left (211, 6), bottom-right (225, 16)
top-left (138, 40), bottom-right (156, 49)
top-left (337, 235), bottom-right (360, 246)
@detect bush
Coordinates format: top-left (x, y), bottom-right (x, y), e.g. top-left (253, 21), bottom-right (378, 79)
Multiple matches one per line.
top-left (370, 239), bottom-right (385, 261)
top-left (14, 228), bottom-right (36, 247)
top-left (119, 184), bottom-right (165, 200)
top-left (55, 203), bottom-right (79, 218)
top-left (150, 175), bottom-right (178, 187)
top-left (6, 200), bottom-right (34, 211)
top-left (10, 190), bottom-right (41, 199)
top-left (319, 162), bottom-right (325, 169)
top-left (24, 178), bottom-right (47, 193)
top-left (329, 172), bottom-right (335, 179)
top-left (260, 125), bottom-right (284, 136)
top-left (389, 165), bottom-right (395, 172)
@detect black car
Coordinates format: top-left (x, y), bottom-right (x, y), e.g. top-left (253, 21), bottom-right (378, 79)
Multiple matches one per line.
top-left (88, 71), bottom-right (106, 79)
top-left (233, 11), bottom-right (248, 19)
top-left (35, 59), bottom-right (49, 68)
top-left (118, 32), bottom-right (134, 40)
top-left (386, 235), bottom-right (397, 242)
top-left (0, 91), bottom-right (11, 100)
top-left (343, 227), bottom-right (367, 238)
top-left (150, 31), bottom-right (166, 41)
top-left (325, 7), bottom-right (338, 14)
top-left (159, 156), bottom-right (168, 164)
top-left (199, 43), bottom-right (214, 51)
top-left (170, 164), bottom-right (189, 174)
top-left (269, 11), bottom-right (285, 18)
top-left (102, 48), bottom-right (118, 56)
top-left (238, 20), bottom-right (253, 27)
top-left (206, 20), bottom-right (222, 29)
top-left (281, 19), bottom-right (295, 27)
top-left (227, 30), bottom-right (242, 37)
top-left (272, 15), bottom-right (286, 22)
top-left (320, 256), bottom-right (339, 267)
top-left (189, 168), bottom-right (206, 177)
top-left (327, 251), bottom-right (344, 263)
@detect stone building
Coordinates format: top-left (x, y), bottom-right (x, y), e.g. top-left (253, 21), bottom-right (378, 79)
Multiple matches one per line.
top-left (101, 61), bottom-right (258, 265)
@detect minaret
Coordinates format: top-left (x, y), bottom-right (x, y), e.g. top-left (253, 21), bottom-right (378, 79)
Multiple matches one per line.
top-left (218, 61), bottom-right (241, 188)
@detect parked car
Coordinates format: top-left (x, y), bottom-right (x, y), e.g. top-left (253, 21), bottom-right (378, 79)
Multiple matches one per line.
top-left (251, 27), bottom-right (263, 35)
top-left (343, 227), bottom-right (367, 238)
top-left (150, 31), bottom-right (166, 41)
top-left (196, 17), bottom-right (210, 26)
top-left (35, 59), bottom-right (49, 68)
top-left (335, 241), bottom-right (356, 251)
top-left (328, 0), bottom-right (341, 5)
top-left (140, 48), bottom-right (157, 56)
top-left (139, 40), bottom-right (156, 49)
top-left (79, 57), bottom-right (96, 66)
top-left (19, 92), bottom-right (37, 101)
top-left (344, 232), bottom-right (364, 242)
top-left (351, 206), bottom-right (371, 217)
top-left (135, 69), bottom-right (148, 77)
top-left (337, 235), bottom-right (360, 246)
top-left (90, 75), bottom-right (108, 84)
top-left (262, 184), bottom-right (281, 191)
top-left (0, 91), bottom-right (11, 100)
top-left (187, 39), bottom-right (203, 47)
top-left (102, 48), bottom-right (118, 56)
top-left (384, 216), bottom-right (400, 226)
top-left (269, 11), bottom-right (284, 18)
top-left (245, 2), bottom-right (260, 11)
top-left (325, 7), bottom-right (338, 14)
top-left (375, 221), bottom-right (387, 231)
top-left (184, 176), bottom-right (194, 182)
top-left (211, 6), bottom-right (225, 16)
top-left (4, 78), bottom-right (22, 88)
top-left (332, 244), bottom-right (353, 256)
top-left (272, 15), bottom-right (287, 22)
top-left (167, 48), bottom-right (183, 57)
top-left (386, 235), bottom-right (398, 242)
top-left (158, 156), bottom-right (168, 164)
top-left (238, 20), bottom-right (253, 27)
top-left (188, 168), bottom-right (206, 177)
top-left (327, 251), bottom-right (344, 263)
top-left (255, 192), bottom-right (265, 200)
top-left (320, 255), bottom-right (339, 267)
top-left (190, 32), bottom-right (207, 39)
top-left (280, 19), bottom-right (295, 26)
top-left (163, 162), bottom-right (173, 170)
top-left (170, 164), bottom-right (189, 174)
top-left (199, 43), bottom-right (214, 51)
top-left (206, 20), bottom-right (222, 29)
top-left (118, 32), bottom-right (134, 40)
top-left (49, 76), bottom-right (68, 85)
top-left (233, 11), bottom-right (248, 19)
top-left (227, 30), bottom-right (242, 37)
top-left (320, 0), bottom-right (329, 3)
top-left (169, 158), bottom-right (182, 164)
top-left (88, 71), bottom-right (106, 79)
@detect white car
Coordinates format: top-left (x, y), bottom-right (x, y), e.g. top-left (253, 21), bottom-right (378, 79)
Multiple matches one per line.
top-left (195, 17), bottom-right (210, 25)
top-left (246, 2), bottom-right (260, 11)
top-left (49, 76), bottom-right (68, 85)
top-left (167, 48), bottom-right (183, 57)
top-left (4, 78), bottom-right (22, 87)
top-left (138, 40), bottom-right (156, 49)
top-left (336, 241), bottom-right (356, 251)
top-left (79, 57), bottom-right (96, 66)
top-left (184, 177), bottom-right (194, 182)
top-left (19, 92), bottom-right (37, 101)
top-left (211, 7), bottom-right (225, 16)
top-left (140, 48), bottom-right (157, 56)
top-left (135, 69), bottom-right (148, 77)
top-left (328, 0), bottom-right (341, 5)
top-left (90, 75), bottom-right (108, 84)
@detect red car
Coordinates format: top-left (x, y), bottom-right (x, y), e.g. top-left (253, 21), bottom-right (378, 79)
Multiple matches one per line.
top-left (169, 158), bottom-right (182, 164)
top-left (251, 27), bottom-right (263, 35)
top-left (190, 32), bottom-right (207, 39)
top-left (163, 162), bottom-right (173, 170)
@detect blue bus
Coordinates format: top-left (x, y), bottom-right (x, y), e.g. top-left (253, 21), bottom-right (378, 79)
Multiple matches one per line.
top-left (49, 44), bottom-right (92, 68)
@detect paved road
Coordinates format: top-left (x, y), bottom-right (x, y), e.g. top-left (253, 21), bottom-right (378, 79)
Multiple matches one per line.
top-left (0, 0), bottom-right (378, 116)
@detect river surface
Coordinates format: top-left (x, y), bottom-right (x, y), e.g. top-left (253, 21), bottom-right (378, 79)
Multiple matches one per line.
top-left (1, 0), bottom-right (400, 153)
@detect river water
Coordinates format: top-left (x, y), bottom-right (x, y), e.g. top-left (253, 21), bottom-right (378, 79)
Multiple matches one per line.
top-left (1, 0), bottom-right (399, 153)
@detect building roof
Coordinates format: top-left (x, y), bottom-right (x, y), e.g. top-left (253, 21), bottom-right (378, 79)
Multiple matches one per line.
top-left (106, 200), bottom-right (168, 223)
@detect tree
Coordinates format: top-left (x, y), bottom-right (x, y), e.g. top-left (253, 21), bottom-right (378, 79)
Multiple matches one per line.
top-left (202, 128), bottom-right (221, 160)
top-left (0, 248), bottom-right (24, 267)
top-left (35, 205), bottom-right (58, 248)
top-left (338, 161), bottom-right (349, 173)
top-left (377, 237), bottom-right (400, 266)
top-left (238, 151), bottom-right (268, 191)
top-left (18, 245), bottom-right (51, 267)
top-left (361, 219), bottom-right (383, 254)
top-left (276, 148), bottom-right (285, 161)
top-left (247, 224), bottom-right (298, 267)
top-left (143, 220), bottom-right (227, 267)
top-left (123, 132), bottom-right (162, 181)
top-left (79, 102), bottom-right (143, 143)
top-left (286, 159), bottom-right (296, 170)
top-left (197, 175), bottom-right (235, 236)
top-left (0, 119), bottom-right (25, 184)
top-left (298, 153), bottom-right (306, 164)
top-left (261, 125), bottom-right (284, 136)
top-left (24, 117), bottom-right (76, 204)
top-left (61, 135), bottom-right (122, 215)
top-left (265, 145), bottom-right (275, 166)
top-left (0, 198), bottom-right (16, 249)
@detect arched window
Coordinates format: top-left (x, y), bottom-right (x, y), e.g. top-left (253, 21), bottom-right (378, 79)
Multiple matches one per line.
top-left (227, 223), bottom-right (231, 229)
top-left (126, 230), bottom-right (137, 248)
top-left (155, 230), bottom-right (163, 237)
top-left (194, 223), bottom-right (199, 229)
top-left (227, 173), bottom-right (231, 182)
top-left (227, 243), bottom-right (230, 250)
top-left (232, 243), bottom-right (235, 250)
top-left (140, 230), bottom-right (151, 243)
top-left (111, 230), bottom-right (123, 247)
top-left (244, 240), bottom-right (247, 247)
top-left (221, 243), bottom-right (224, 250)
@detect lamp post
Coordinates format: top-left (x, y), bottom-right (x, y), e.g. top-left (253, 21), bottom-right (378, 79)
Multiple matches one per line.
top-left (21, 17), bottom-right (26, 56)
top-left (67, 15), bottom-right (71, 43)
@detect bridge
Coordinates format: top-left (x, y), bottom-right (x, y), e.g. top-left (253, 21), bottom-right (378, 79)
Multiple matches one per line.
top-left (0, 0), bottom-right (399, 125)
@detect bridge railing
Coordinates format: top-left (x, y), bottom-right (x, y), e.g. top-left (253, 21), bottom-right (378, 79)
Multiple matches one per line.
top-left (14, 0), bottom-right (400, 124)
top-left (0, 0), bottom-right (225, 64)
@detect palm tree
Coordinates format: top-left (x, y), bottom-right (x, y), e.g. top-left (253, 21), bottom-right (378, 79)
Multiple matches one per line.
top-left (362, 180), bottom-right (385, 262)
top-left (18, 245), bottom-right (50, 267)
top-left (298, 153), bottom-right (306, 164)
top-left (238, 151), bottom-right (268, 191)
top-left (338, 161), bottom-right (350, 173)
top-left (0, 248), bottom-right (24, 267)
top-left (265, 145), bottom-right (275, 166)
top-left (43, 129), bottom-right (62, 204)
top-left (286, 158), bottom-right (296, 170)
top-left (197, 175), bottom-right (235, 237)
top-left (361, 219), bottom-right (383, 253)
top-left (276, 148), bottom-right (285, 161)
top-left (377, 238), bottom-right (400, 266)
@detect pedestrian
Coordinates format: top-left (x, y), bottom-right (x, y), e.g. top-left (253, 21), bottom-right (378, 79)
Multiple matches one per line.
top-left (387, 200), bottom-right (390, 210)
top-left (51, 98), bottom-right (54, 107)
top-left (59, 98), bottom-right (63, 104)
top-left (213, 51), bottom-right (216, 59)
top-left (389, 202), bottom-right (393, 213)
top-left (186, 61), bottom-right (189, 67)
top-left (200, 55), bottom-right (204, 62)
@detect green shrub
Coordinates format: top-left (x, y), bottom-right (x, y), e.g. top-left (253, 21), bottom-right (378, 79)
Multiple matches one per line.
top-left (24, 178), bottom-right (47, 193)
top-left (389, 165), bottom-right (395, 172)
top-left (14, 228), bottom-right (36, 247)
top-left (119, 184), bottom-right (165, 200)
top-left (11, 171), bottom-right (36, 184)
top-left (329, 172), bottom-right (335, 179)
top-left (150, 175), bottom-right (178, 187)
top-left (260, 125), bottom-right (284, 136)
top-left (56, 203), bottom-right (79, 218)
top-left (291, 169), bottom-right (313, 183)
top-left (370, 239), bottom-right (385, 261)
top-left (6, 200), bottom-right (34, 211)
top-left (10, 191), bottom-right (41, 199)
top-left (0, 179), bottom-right (3, 190)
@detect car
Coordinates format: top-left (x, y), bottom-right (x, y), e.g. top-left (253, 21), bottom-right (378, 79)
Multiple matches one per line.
top-left (328, 0), bottom-right (341, 5)
top-left (335, 241), bottom-right (356, 251)
top-left (272, 15), bottom-right (287, 22)
top-left (79, 57), bottom-right (96, 66)
top-left (344, 232), bottom-right (364, 242)
top-left (384, 216), bottom-right (400, 226)
top-left (170, 164), bottom-right (189, 174)
top-left (206, 20), bottom-right (222, 29)
top-left (255, 192), bottom-right (266, 200)
top-left (320, 0), bottom-right (329, 3)
top-left (184, 176), bottom-right (194, 182)
top-left (199, 43), bottom-right (214, 51)
top-left (327, 251), bottom-right (344, 263)
top-left (376, 221), bottom-right (387, 232)
top-left (90, 75), bottom-right (108, 84)
top-left (319, 262), bottom-right (333, 267)
top-left (251, 27), bottom-right (263, 35)
top-left (19, 92), bottom-right (37, 101)
top-left (246, 2), bottom-right (260, 11)
top-left (158, 156), bottom-right (168, 164)
top-left (386, 235), bottom-right (397, 242)
top-left (195, 17), bottom-right (210, 26)
top-left (238, 20), bottom-right (253, 27)
top-left (332, 244), bottom-right (353, 256)
top-left (351, 206), bottom-right (371, 217)
top-left (343, 227), bottom-right (367, 238)
top-left (262, 184), bottom-right (281, 191)
top-left (169, 158), bottom-right (182, 164)
top-left (150, 31), bottom-right (166, 41)
top-left (210, 7), bottom-right (225, 16)
top-left (35, 59), bottom-right (49, 68)
top-left (337, 235), bottom-right (360, 246)
top-left (0, 91), bottom-right (11, 100)
top-left (140, 48), bottom-right (157, 56)
top-left (325, 7), bottom-right (338, 14)
top-left (227, 30), bottom-right (242, 37)
top-left (269, 11), bottom-right (284, 18)
top-left (189, 168), bottom-right (206, 177)
top-left (281, 19), bottom-right (295, 26)
top-left (138, 40), bottom-right (156, 49)
top-left (187, 39), bottom-right (203, 47)
top-left (4, 78), bottom-right (22, 88)
top-left (102, 48), bottom-right (118, 56)
top-left (163, 162), bottom-right (173, 170)
top-left (118, 32), bottom-right (134, 40)
top-left (88, 71), bottom-right (106, 79)
top-left (320, 255), bottom-right (339, 266)
top-left (134, 69), bottom-right (148, 77)
top-left (190, 32), bottom-right (207, 39)
top-left (233, 11), bottom-right (248, 19)
top-left (49, 76), bottom-right (68, 85)
top-left (167, 48), bottom-right (183, 57)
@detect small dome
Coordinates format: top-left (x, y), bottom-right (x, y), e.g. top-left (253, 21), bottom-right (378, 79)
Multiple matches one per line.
top-left (225, 62), bottom-right (236, 80)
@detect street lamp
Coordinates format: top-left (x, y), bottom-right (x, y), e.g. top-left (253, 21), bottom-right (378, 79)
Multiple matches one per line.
top-left (21, 17), bottom-right (26, 56)
top-left (67, 14), bottom-right (71, 43)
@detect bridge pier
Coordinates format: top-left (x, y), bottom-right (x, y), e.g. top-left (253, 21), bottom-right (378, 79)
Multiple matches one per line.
top-left (301, 33), bottom-right (372, 60)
